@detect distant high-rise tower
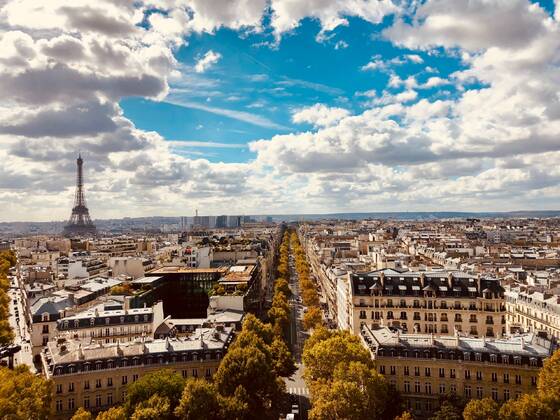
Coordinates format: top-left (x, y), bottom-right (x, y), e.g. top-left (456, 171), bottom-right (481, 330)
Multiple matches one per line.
top-left (63, 154), bottom-right (97, 237)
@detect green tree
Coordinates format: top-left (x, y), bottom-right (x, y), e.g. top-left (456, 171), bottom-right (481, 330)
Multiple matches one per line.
top-left (214, 345), bottom-right (284, 416)
top-left (537, 348), bottom-right (560, 410)
top-left (499, 393), bottom-right (554, 420)
top-left (463, 398), bottom-right (499, 420)
top-left (430, 401), bottom-right (462, 420)
top-left (303, 330), bottom-right (372, 382)
top-left (131, 394), bottom-right (172, 420)
top-left (96, 406), bottom-right (127, 420)
top-left (270, 337), bottom-right (296, 377)
top-left (0, 365), bottom-right (52, 419)
top-left (174, 378), bottom-right (248, 420)
top-left (124, 369), bottom-right (184, 417)
top-left (274, 278), bottom-right (291, 298)
top-left (303, 306), bottom-right (323, 330)
top-left (309, 362), bottom-right (390, 420)
top-left (71, 407), bottom-right (94, 420)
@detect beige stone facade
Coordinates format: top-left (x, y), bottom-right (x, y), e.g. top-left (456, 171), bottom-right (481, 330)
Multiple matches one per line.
top-left (361, 326), bottom-right (552, 418)
top-left (505, 286), bottom-right (560, 342)
top-left (43, 326), bottom-right (233, 418)
top-left (348, 269), bottom-right (507, 338)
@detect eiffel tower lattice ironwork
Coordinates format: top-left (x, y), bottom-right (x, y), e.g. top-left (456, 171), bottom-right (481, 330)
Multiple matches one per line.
top-left (63, 154), bottom-right (97, 237)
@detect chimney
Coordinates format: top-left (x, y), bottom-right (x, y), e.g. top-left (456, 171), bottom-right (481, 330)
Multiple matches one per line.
top-left (124, 296), bottom-right (132, 311)
top-left (476, 274), bottom-right (482, 293)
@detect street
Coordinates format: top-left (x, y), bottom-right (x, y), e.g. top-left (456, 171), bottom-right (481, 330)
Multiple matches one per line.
top-left (6, 275), bottom-right (34, 371)
top-left (284, 252), bottom-right (310, 418)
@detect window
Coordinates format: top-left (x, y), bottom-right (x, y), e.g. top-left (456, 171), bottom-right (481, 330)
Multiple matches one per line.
top-left (464, 386), bottom-right (472, 398)
top-left (360, 310), bottom-right (366, 319)
top-left (503, 373), bottom-right (509, 384)
top-left (182, 370), bottom-right (187, 378)
top-left (529, 357), bottom-right (538, 367)
top-left (68, 398), bottom-right (75, 410)
top-left (96, 379), bottom-right (101, 388)
top-left (84, 380), bottom-right (90, 390)
top-left (439, 384), bottom-right (446, 394)
top-left (492, 388), bottom-right (498, 401)
top-left (414, 381), bottom-right (421, 393)
top-left (490, 354), bottom-right (497, 363)
top-left (379, 365), bottom-right (386, 374)
top-left (56, 384), bottom-right (62, 394)
top-left (425, 382), bottom-right (432, 395)
top-left (515, 375), bottom-right (521, 385)
top-left (425, 367), bottom-right (431, 377)
top-left (107, 394), bottom-right (113, 405)
top-left (450, 369), bottom-right (456, 379)
top-left (42, 325), bottom-right (49, 334)
top-left (476, 387), bottom-right (483, 398)
top-left (205, 368), bottom-right (211, 378)
top-left (68, 382), bottom-right (74, 392)
top-left (56, 400), bottom-right (63, 412)
top-left (192, 369), bottom-right (198, 378)
top-left (465, 369), bottom-right (471, 380)
top-left (439, 368), bottom-right (445, 378)
top-left (42, 336), bottom-right (49, 346)
top-left (476, 371), bottom-right (483, 381)
top-left (504, 389), bottom-right (510, 400)
top-left (132, 374), bottom-right (138, 382)
top-left (414, 367), bottom-right (420, 376)
top-left (404, 381), bottom-right (411, 393)
top-left (491, 372), bottom-right (497, 382)
top-left (390, 366), bottom-right (396, 375)
top-left (107, 378), bottom-right (113, 387)
top-left (450, 384), bottom-right (457, 394)
top-left (404, 366), bottom-right (409, 376)
top-left (84, 396), bottom-right (90, 409)
top-left (96, 395), bottom-right (102, 407)
top-left (514, 357), bottom-right (521, 366)
top-left (122, 376), bottom-right (128, 385)
top-left (531, 376), bottom-right (537, 387)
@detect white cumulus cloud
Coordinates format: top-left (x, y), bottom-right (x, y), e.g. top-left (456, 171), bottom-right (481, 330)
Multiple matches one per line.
top-left (194, 50), bottom-right (222, 73)
top-left (292, 104), bottom-right (351, 127)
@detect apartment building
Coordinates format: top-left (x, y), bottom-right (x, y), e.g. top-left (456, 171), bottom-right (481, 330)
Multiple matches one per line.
top-left (348, 269), bottom-right (506, 337)
top-left (55, 301), bottom-right (164, 344)
top-left (505, 286), bottom-right (560, 342)
top-left (43, 326), bottom-right (234, 418)
top-left (361, 326), bottom-right (553, 418)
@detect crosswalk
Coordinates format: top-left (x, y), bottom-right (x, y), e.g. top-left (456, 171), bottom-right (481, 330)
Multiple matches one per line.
top-left (288, 387), bottom-right (310, 396)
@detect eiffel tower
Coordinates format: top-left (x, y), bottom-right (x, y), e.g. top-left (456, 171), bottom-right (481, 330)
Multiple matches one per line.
top-left (63, 154), bottom-right (97, 237)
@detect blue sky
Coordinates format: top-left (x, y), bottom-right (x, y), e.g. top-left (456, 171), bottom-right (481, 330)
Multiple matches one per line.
top-left (2, 0), bottom-right (560, 220)
top-left (121, 14), bottom-right (467, 163)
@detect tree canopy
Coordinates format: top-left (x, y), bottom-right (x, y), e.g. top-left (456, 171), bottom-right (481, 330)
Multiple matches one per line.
top-left (0, 365), bottom-right (52, 420)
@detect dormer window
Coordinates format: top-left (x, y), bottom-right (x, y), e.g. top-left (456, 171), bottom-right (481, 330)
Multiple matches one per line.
top-left (105, 318), bottom-right (110, 325)
top-left (42, 313), bottom-right (49, 322)
top-left (120, 317), bottom-right (125, 324)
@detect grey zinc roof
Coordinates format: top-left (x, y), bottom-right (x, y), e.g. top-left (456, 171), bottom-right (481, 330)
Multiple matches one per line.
top-left (31, 296), bottom-right (73, 316)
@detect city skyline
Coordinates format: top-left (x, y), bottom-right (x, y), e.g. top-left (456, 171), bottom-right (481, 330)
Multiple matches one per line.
top-left (1, 0), bottom-right (560, 221)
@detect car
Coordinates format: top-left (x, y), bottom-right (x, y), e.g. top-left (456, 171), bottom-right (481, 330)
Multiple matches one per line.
top-left (291, 404), bottom-right (300, 415)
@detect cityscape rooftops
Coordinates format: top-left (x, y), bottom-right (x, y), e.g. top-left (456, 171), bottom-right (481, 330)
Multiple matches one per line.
top-left (362, 326), bottom-right (552, 358)
top-left (42, 326), bottom-right (234, 376)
